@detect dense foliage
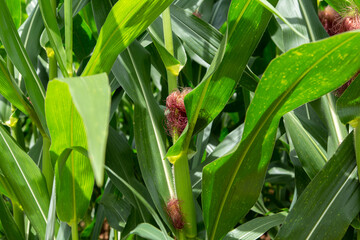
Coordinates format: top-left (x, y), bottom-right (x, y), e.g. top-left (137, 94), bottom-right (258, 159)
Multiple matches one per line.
top-left (0, 0), bottom-right (360, 239)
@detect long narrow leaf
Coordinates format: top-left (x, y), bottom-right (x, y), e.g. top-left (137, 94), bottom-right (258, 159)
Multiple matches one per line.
top-left (170, 5), bottom-right (222, 66)
top-left (105, 128), bottom-right (150, 223)
top-left (202, 32), bottom-right (360, 240)
top-left (224, 212), bottom-right (287, 240)
top-left (20, 5), bottom-right (44, 68)
top-left (276, 133), bottom-right (360, 239)
top-left (5, 0), bottom-right (21, 29)
top-left (82, 0), bottom-right (174, 76)
top-left (45, 179), bottom-right (57, 240)
top-left (0, 125), bottom-right (50, 239)
top-left (256, 0), bottom-right (309, 40)
top-left (131, 223), bottom-right (173, 240)
top-left (284, 112), bottom-right (327, 179)
top-left (336, 75), bottom-right (360, 125)
top-left (124, 42), bottom-right (175, 229)
top-left (0, 56), bottom-right (30, 114)
top-left (0, 0), bottom-right (47, 132)
top-left (0, 196), bottom-right (24, 240)
top-left (148, 19), bottom-right (187, 77)
top-left (105, 167), bottom-right (171, 240)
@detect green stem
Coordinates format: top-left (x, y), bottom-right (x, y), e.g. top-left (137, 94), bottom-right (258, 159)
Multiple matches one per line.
top-left (311, 94), bottom-right (348, 157)
top-left (355, 122), bottom-right (360, 180)
top-left (177, 229), bottom-right (186, 240)
top-left (71, 221), bottom-right (78, 240)
top-left (174, 153), bottom-right (197, 239)
top-left (48, 48), bottom-right (58, 81)
top-left (65, 0), bottom-right (73, 77)
top-left (42, 137), bottom-right (53, 195)
top-left (162, 7), bottom-right (177, 94)
top-left (163, 7), bottom-right (196, 238)
top-left (47, 0), bottom-right (57, 81)
top-left (114, 230), bottom-right (118, 240)
top-left (163, 8), bottom-right (174, 56)
top-left (13, 203), bottom-right (25, 237)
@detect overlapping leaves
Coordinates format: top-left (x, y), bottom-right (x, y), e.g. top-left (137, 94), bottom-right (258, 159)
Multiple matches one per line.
top-left (203, 32), bottom-right (360, 240)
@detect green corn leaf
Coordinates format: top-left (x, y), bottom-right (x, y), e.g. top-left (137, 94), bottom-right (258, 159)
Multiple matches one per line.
top-left (224, 212), bottom-right (287, 240)
top-left (0, 95), bottom-right (11, 124)
top-left (48, 73), bottom-right (110, 186)
top-left (82, 0), bottom-right (174, 76)
top-left (296, 0), bottom-right (348, 157)
top-left (271, 0), bottom-right (310, 52)
top-left (284, 112), bottom-right (327, 179)
top-left (105, 166), bottom-right (171, 240)
top-left (354, 0), bottom-right (360, 9)
top-left (0, 0), bottom-right (47, 133)
top-left (45, 179), bottom-right (57, 240)
top-left (0, 56), bottom-right (30, 115)
top-left (38, 0), bottom-right (68, 77)
top-left (148, 18), bottom-right (187, 77)
top-left (100, 182), bottom-right (132, 232)
top-left (297, 0), bottom-right (329, 41)
top-left (336, 75), bottom-right (360, 125)
top-left (105, 127), bottom-right (151, 223)
top-left (0, 166), bottom-right (19, 202)
top-left (90, 0), bottom-right (111, 32)
top-left (119, 42), bottom-right (174, 230)
top-left (46, 73), bottom-right (110, 222)
top-left (170, 5), bottom-right (222, 66)
top-left (20, 5), bottom-right (44, 68)
top-left (276, 133), bottom-right (360, 239)
top-left (47, 86), bottom-right (93, 224)
top-left (0, 125), bottom-right (50, 239)
top-left (169, 5), bottom-right (259, 90)
top-left (256, 0), bottom-right (309, 40)
top-left (0, 56), bottom-right (45, 141)
top-left (131, 223), bottom-right (174, 240)
top-left (202, 31), bottom-right (360, 240)
top-left (5, 0), bottom-right (21, 29)
top-left (0, 196), bottom-right (24, 240)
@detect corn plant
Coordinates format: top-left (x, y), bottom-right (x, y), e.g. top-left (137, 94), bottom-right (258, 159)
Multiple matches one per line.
top-left (0, 0), bottom-right (360, 239)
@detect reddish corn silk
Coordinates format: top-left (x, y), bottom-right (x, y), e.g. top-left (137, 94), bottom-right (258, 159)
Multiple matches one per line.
top-left (166, 198), bottom-right (184, 229)
top-left (335, 71), bottom-right (360, 97)
top-left (318, 6), bottom-right (341, 36)
top-left (319, 5), bottom-right (360, 96)
top-left (165, 88), bottom-right (192, 137)
top-left (342, 16), bottom-right (360, 31)
top-left (192, 10), bottom-right (202, 18)
top-left (319, 5), bottom-right (360, 35)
